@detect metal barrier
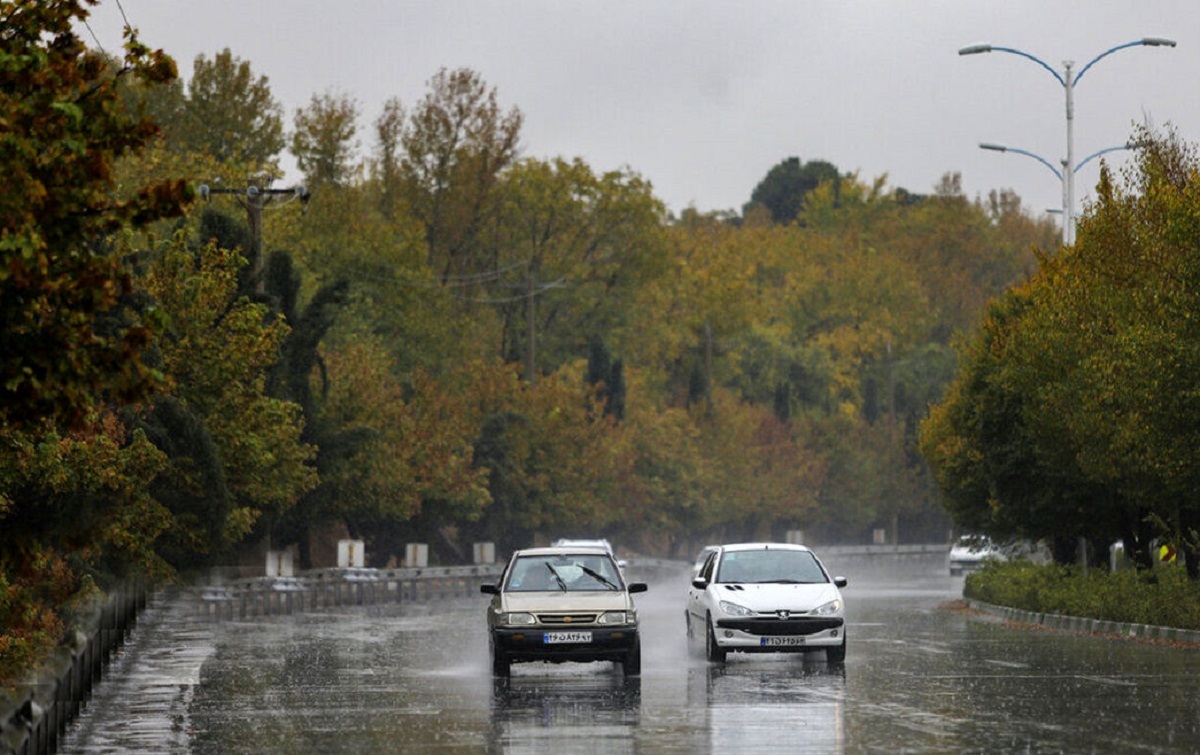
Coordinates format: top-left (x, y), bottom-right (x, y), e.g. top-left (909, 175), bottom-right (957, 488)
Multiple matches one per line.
top-left (195, 564), bottom-right (506, 621)
top-left (1, 586), bottom-right (147, 755)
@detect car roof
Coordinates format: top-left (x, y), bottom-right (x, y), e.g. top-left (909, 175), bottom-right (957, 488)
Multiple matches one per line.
top-left (715, 542), bottom-right (814, 554)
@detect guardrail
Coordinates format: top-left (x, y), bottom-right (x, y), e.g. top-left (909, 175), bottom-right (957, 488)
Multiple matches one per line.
top-left (195, 564), bottom-right (505, 621)
top-left (1, 586), bottom-right (147, 755)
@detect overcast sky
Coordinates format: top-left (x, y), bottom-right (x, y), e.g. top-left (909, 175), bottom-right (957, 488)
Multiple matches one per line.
top-left (84, 1), bottom-right (1200, 225)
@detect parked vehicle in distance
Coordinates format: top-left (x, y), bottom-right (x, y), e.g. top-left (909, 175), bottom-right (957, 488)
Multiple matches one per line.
top-left (948, 535), bottom-right (1007, 576)
top-left (686, 543), bottom-right (848, 664)
top-left (481, 545), bottom-right (647, 677)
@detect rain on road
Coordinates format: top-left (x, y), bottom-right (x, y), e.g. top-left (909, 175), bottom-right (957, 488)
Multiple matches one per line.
top-left (59, 559), bottom-right (1200, 753)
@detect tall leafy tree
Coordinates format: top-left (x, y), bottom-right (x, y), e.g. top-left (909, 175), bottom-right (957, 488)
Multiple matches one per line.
top-left (400, 67), bottom-right (523, 282)
top-left (175, 48), bottom-right (284, 164)
top-left (0, 0), bottom-right (188, 430)
top-left (490, 157), bottom-right (667, 378)
top-left (292, 91), bottom-right (359, 188)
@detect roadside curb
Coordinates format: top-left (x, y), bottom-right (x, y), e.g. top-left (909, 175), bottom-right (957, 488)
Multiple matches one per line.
top-left (965, 598), bottom-right (1200, 645)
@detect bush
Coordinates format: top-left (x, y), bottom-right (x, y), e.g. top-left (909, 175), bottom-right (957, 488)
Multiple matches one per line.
top-left (965, 560), bottom-right (1200, 631)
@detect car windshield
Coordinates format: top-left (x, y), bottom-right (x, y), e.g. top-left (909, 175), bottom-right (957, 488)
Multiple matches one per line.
top-left (505, 554), bottom-right (623, 592)
top-left (715, 549), bottom-right (828, 584)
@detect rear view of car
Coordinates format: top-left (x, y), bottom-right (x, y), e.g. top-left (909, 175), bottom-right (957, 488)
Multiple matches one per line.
top-left (481, 546), bottom-right (647, 677)
top-left (686, 543), bottom-right (848, 664)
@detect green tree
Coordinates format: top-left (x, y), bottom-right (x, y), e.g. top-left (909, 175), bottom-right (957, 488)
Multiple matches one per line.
top-left (137, 236), bottom-right (318, 563)
top-left (292, 91), bottom-right (359, 188)
top-left (0, 0), bottom-right (188, 430)
top-left (175, 48), bottom-right (285, 164)
top-left (747, 156), bottom-right (840, 224)
top-left (490, 157), bottom-right (667, 379)
top-left (400, 67), bottom-right (523, 282)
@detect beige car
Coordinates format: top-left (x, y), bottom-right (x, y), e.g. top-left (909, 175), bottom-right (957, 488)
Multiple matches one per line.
top-left (480, 546), bottom-right (647, 677)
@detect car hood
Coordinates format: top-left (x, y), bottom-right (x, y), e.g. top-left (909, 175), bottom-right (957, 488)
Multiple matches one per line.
top-left (500, 591), bottom-right (634, 613)
top-left (709, 583), bottom-right (841, 613)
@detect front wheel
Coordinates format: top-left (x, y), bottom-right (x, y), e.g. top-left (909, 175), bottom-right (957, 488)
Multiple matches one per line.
top-left (705, 615), bottom-right (727, 663)
top-left (622, 638), bottom-right (642, 676)
top-left (490, 638), bottom-right (511, 677)
top-left (825, 634), bottom-right (847, 664)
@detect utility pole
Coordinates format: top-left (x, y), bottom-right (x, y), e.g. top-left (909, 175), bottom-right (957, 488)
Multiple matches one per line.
top-left (198, 176), bottom-right (309, 293)
top-left (525, 262), bottom-right (537, 385)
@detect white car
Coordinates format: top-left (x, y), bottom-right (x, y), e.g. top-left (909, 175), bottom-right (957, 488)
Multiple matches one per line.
top-left (686, 543), bottom-right (848, 664)
top-left (948, 535), bottom-right (1006, 576)
top-left (552, 537), bottom-right (627, 571)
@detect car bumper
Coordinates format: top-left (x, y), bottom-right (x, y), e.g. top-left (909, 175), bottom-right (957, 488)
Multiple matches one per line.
top-left (492, 626), bottom-right (639, 663)
top-left (712, 617), bottom-right (844, 651)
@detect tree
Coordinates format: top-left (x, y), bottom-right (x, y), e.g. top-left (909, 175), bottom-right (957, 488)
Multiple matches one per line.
top-left (174, 48), bottom-right (285, 164)
top-left (400, 67), bottom-right (523, 282)
top-left (920, 131), bottom-right (1200, 572)
top-left (0, 0), bottom-right (188, 430)
top-left (747, 157), bottom-right (840, 224)
top-left (137, 236), bottom-right (318, 562)
top-left (292, 91), bottom-right (360, 188)
top-left (489, 157), bottom-right (667, 379)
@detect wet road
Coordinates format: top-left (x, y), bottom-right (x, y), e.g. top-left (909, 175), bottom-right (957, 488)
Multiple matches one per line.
top-left (60, 561), bottom-right (1200, 753)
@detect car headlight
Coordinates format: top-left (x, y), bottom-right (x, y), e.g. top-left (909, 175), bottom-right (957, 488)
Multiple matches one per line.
top-left (501, 612), bottom-right (536, 625)
top-left (810, 599), bottom-right (842, 617)
top-left (718, 600), bottom-right (755, 617)
top-left (598, 610), bottom-right (635, 625)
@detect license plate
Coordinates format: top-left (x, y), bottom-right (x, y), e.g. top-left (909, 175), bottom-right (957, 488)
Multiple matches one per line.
top-left (761, 636), bottom-right (805, 647)
top-left (544, 631), bottom-right (592, 644)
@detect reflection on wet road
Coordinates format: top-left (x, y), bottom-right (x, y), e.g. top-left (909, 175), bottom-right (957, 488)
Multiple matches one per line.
top-left (59, 560), bottom-right (1200, 753)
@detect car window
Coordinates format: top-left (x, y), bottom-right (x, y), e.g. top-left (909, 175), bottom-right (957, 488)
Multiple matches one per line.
top-left (505, 554), bottom-right (622, 592)
top-left (715, 549), bottom-right (828, 584)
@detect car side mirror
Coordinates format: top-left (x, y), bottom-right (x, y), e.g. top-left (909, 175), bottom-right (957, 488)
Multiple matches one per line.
top-left (628, 582), bottom-right (648, 594)
top-left (480, 584), bottom-right (498, 595)
top-left (834, 576), bottom-right (848, 588)
top-left (691, 577), bottom-right (708, 589)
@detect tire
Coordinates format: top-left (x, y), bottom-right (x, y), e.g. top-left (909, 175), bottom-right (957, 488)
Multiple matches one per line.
top-left (705, 615), bottom-right (727, 663)
top-left (490, 639), bottom-right (510, 677)
top-left (622, 638), bottom-right (642, 676)
top-left (825, 634), bottom-right (847, 664)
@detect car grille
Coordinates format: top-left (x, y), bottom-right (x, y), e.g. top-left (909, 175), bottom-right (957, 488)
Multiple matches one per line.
top-left (717, 617), bottom-right (843, 636)
top-left (537, 612), bottom-right (599, 625)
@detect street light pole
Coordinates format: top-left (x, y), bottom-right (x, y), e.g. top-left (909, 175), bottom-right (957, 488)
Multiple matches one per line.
top-left (977, 141), bottom-right (1140, 228)
top-left (960, 38), bottom-right (1175, 245)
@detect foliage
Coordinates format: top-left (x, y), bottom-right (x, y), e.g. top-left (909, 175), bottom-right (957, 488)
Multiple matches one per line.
top-left (922, 131), bottom-right (1200, 575)
top-left (965, 559), bottom-right (1200, 631)
top-left (747, 156), bottom-right (840, 224)
top-left (292, 91), bottom-right (359, 188)
top-left (400, 67), bottom-right (523, 283)
top-left (0, 0), bottom-right (189, 430)
top-left (171, 48), bottom-right (285, 164)
top-left (136, 235), bottom-right (318, 557)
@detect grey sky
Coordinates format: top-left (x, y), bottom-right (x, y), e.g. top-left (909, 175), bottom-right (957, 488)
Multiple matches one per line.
top-left (86, 1), bottom-right (1199, 225)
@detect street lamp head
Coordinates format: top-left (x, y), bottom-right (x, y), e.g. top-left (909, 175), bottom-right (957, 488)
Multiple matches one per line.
top-left (959, 44), bottom-right (993, 55)
top-left (979, 142), bottom-right (1008, 152)
top-left (1141, 37), bottom-right (1176, 47)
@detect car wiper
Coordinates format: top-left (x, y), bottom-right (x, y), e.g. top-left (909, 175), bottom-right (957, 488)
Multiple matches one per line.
top-left (579, 565), bottom-right (619, 590)
top-left (545, 563), bottom-right (568, 591)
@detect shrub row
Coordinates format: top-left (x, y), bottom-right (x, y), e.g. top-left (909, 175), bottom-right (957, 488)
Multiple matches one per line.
top-left (964, 560), bottom-right (1200, 631)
